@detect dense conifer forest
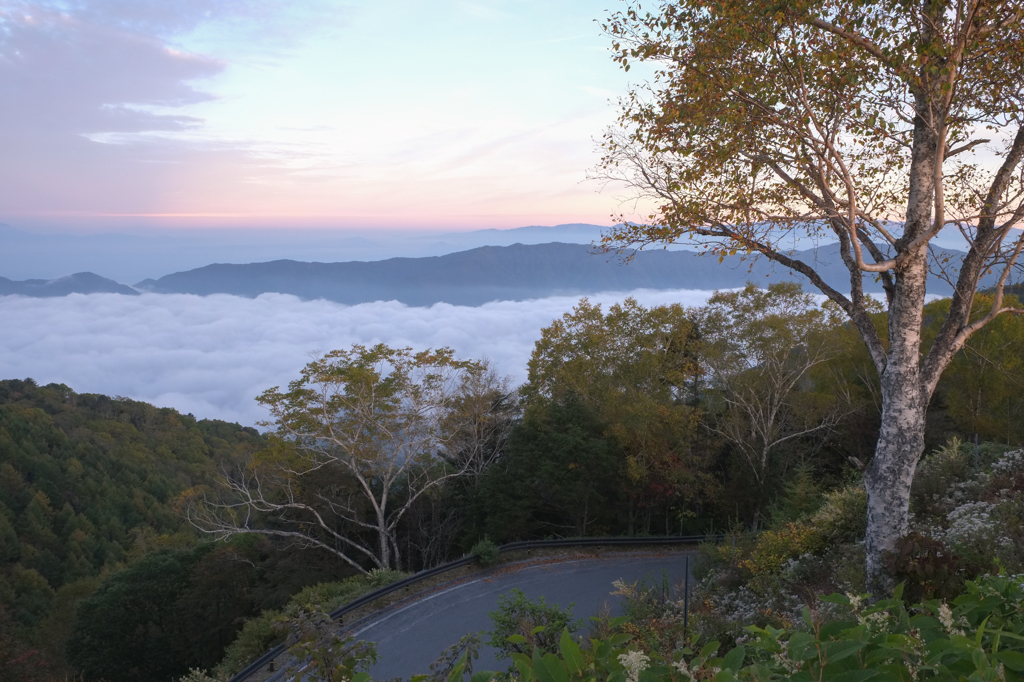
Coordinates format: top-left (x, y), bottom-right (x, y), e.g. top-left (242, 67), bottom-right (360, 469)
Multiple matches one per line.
top-left (0, 380), bottom-right (346, 679)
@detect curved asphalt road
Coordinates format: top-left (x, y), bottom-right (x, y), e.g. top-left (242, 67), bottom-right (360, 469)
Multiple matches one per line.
top-left (296, 551), bottom-right (695, 681)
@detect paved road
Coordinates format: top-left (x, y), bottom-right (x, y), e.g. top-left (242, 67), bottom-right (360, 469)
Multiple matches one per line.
top-left (332, 551), bottom-right (695, 680)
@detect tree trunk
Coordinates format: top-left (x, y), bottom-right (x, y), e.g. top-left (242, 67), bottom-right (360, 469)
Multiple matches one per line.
top-left (859, 70), bottom-right (945, 593)
top-left (863, 389), bottom-right (926, 595)
top-left (864, 242), bottom-right (931, 594)
top-left (377, 509), bottom-right (391, 570)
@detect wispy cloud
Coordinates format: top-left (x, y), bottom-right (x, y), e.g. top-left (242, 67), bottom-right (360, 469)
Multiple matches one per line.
top-left (0, 5), bottom-right (224, 136)
top-left (0, 289), bottom-right (715, 425)
top-left (0, 0), bottom-right (652, 229)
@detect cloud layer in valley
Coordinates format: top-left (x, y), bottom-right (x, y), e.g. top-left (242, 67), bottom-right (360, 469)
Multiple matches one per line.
top-left (0, 290), bottom-right (716, 426)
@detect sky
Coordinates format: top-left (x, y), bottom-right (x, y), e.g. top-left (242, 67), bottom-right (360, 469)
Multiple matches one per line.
top-left (0, 0), bottom-right (647, 233)
top-left (0, 289), bottom-right (716, 425)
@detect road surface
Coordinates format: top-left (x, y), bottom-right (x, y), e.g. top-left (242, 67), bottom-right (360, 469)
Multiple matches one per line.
top-left (323, 551), bottom-right (696, 680)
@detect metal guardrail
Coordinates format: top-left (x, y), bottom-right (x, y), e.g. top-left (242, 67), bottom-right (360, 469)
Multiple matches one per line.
top-left (228, 534), bottom-right (721, 682)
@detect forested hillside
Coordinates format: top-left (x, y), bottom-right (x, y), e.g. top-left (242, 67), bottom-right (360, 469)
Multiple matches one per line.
top-left (0, 380), bottom-right (281, 678)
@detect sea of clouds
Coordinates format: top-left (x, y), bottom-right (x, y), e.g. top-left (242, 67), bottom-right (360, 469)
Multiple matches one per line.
top-left (0, 290), bottom-right (717, 426)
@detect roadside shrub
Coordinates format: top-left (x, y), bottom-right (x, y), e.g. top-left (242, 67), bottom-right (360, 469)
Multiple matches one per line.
top-left (217, 611), bottom-right (283, 676)
top-left (811, 485), bottom-right (866, 542)
top-left (503, 574), bottom-right (1024, 682)
top-left (883, 531), bottom-right (984, 602)
top-left (287, 581), bottom-right (363, 614)
top-left (740, 522), bottom-right (826, 575)
top-left (216, 570), bottom-right (408, 675)
top-left (177, 669), bottom-right (223, 682)
top-left (426, 633), bottom-right (484, 682)
top-left (470, 537), bottom-right (500, 567)
top-left (692, 532), bottom-right (755, 588)
top-left (768, 467), bottom-right (824, 527)
top-left (366, 568), bottom-right (408, 588)
top-left (611, 573), bottom-right (673, 624)
top-left (280, 571), bottom-right (408, 617)
top-left (827, 542), bottom-right (867, 594)
top-left (911, 437), bottom-right (971, 515)
top-left (279, 605), bottom-right (378, 682)
top-left (485, 588), bottom-right (581, 662)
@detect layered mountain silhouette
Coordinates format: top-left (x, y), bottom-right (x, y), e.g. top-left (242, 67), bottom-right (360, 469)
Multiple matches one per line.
top-left (132, 242), bottom-right (981, 306)
top-left (0, 241), bottom-right (987, 304)
top-left (0, 272), bottom-right (139, 297)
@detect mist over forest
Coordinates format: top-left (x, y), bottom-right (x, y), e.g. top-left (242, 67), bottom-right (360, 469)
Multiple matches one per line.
top-left (0, 287), bottom-right (718, 425)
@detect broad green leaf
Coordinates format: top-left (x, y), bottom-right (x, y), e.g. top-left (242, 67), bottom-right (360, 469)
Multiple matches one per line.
top-left (513, 653), bottom-right (535, 682)
top-left (700, 641), bottom-right (721, 659)
top-left (446, 661), bottom-right (466, 682)
top-left (977, 617), bottom-right (992, 648)
top-left (533, 645), bottom-right (550, 682)
top-left (821, 622), bottom-right (859, 639)
top-left (715, 668), bottom-right (739, 682)
top-left (788, 632), bottom-right (818, 661)
top-left (823, 640), bottom-right (867, 664)
top-left (973, 648), bottom-right (989, 673)
top-left (997, 651), bottom-right (1024, 672)
top-left (472, 672), bottom-right (502, 682)
top-left (909, 615), bottom-right (941, 629)
top-left (722, 646), bottom-right (746, 672)
top-left (608, 633), bottom-right (634, 647)
top-left (560, 630), bottom-right (585, 676)
top-left (864, 648), bottom-right (901, 666)
top-left (828, 670), bottom-right (879, 682)
top-left (507, 635), bottom-right (528, 645)
top-left (538, 652), bottom-right (570, 682)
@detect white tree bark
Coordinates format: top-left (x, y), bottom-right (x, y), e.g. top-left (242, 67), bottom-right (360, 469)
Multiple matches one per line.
top-left (598, 0), bottom-right (1024, 593)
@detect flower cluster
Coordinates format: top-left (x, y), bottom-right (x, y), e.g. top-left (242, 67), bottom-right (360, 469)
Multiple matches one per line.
top-left (937, 602), bottom-right (967, 636)
top-left (618, 649), bottom-right (650, 682)
top-left (943, 501), bottom-right (1008, 545)
top-left (992, 449), bottom-right (1024, 475)
top-left (672, 657), bottom-right (695, 681)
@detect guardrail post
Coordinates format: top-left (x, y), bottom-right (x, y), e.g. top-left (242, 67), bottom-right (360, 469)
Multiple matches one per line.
top-left (683, 554), bottom-right (690, 636)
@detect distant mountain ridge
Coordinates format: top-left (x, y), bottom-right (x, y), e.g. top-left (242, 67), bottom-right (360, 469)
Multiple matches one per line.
top-left (133, 241), bottom-right (983, 306)
top-left (0, 241), bottom-right (989, 304)
top-left (0, 221), bottom-right (611, 283)
top-left (0, 272), bottom-right (139, 297)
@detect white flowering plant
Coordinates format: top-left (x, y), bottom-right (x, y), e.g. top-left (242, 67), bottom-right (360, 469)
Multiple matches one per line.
top-left (478, 574), bottom-right (1024, 682)
top-left (908, 446), bottom-right (1024, 572)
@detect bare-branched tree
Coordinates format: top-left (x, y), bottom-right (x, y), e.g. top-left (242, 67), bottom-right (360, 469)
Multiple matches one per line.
top-left (697, 283), bottom-right (851, 498)
top-left (183, 344), bottom-right (508, 572)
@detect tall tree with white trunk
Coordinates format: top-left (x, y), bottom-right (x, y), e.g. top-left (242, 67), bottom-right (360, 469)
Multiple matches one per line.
top-left (598, 0), bottom-right (1024, 593)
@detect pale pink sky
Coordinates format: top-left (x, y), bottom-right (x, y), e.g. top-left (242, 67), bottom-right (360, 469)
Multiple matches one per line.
top-left (0, 1), bottom-right (649, 232)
